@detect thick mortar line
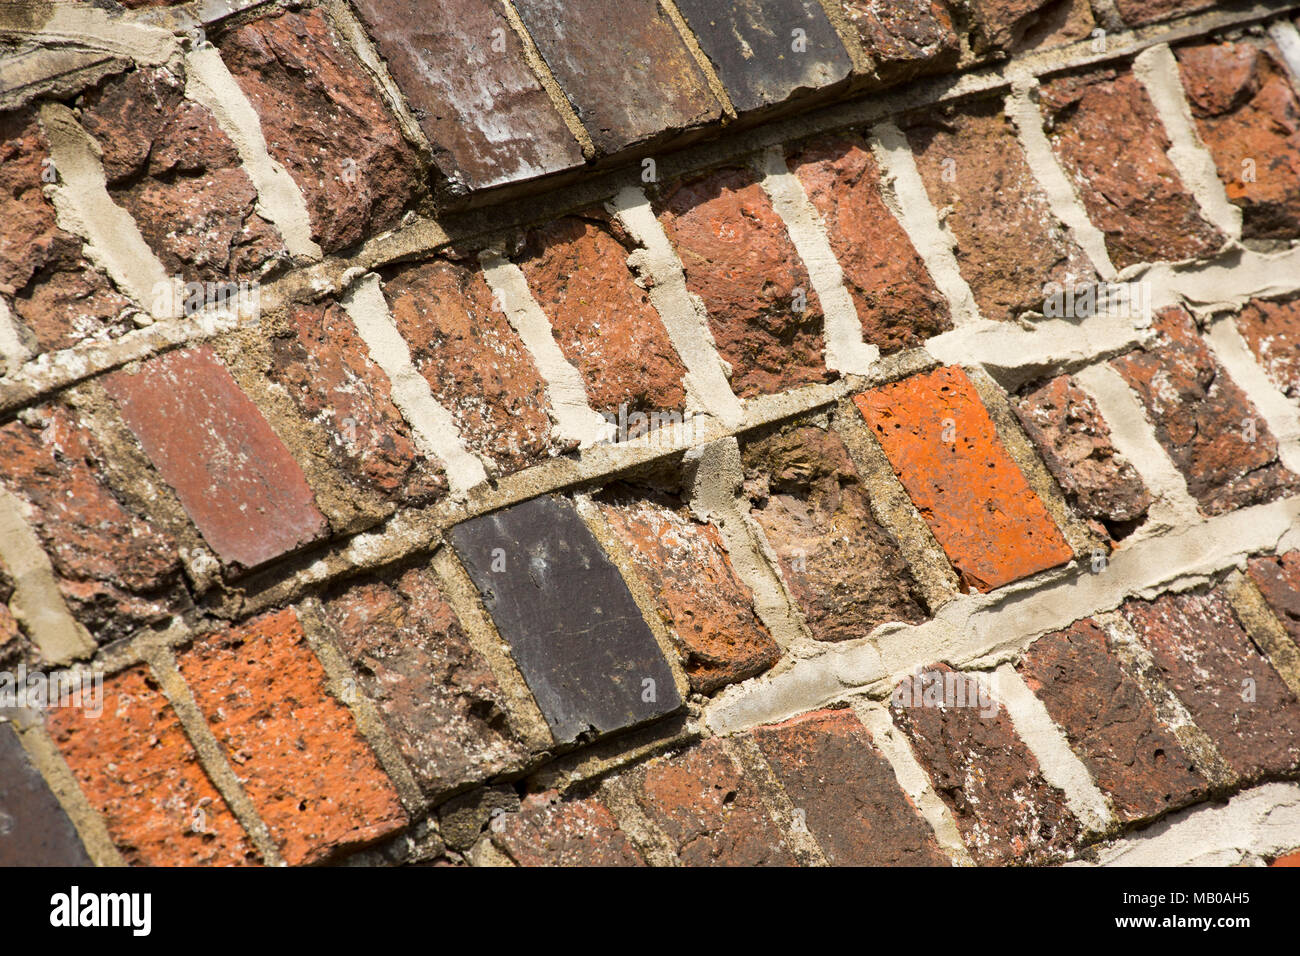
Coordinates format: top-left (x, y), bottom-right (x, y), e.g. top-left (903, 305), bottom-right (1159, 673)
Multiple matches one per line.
top-left (478, 250), bottom-right (613, 448)
top-left (0, 298), bottom-right (32, 376)
top-left (0, 3), bottom-right (179, 64)
top-left (724, 734), bottom-right (830, 867)
top-left (868, 123), bottom-right (982, 327)
top-left (1133, 44), bottom-right (1242, 241)
top-left (184, 46), bottom-right (323, 261)
top-left (1203, 315), bottom-right (1300, 474)
top-left (340, 273), bottom-right (490, 495)
top-left (1225, 572), bottom-right (1300, 698)
top-left (755, 146), bottom-right (879, 375)
top-left (659, 0), bottom-right (737, 119)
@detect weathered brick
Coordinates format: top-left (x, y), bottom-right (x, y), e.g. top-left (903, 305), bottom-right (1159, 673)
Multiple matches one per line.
top-left (0, 722), bottom-right (91, 866)
top-left (48, 665), bottom-right (257, 866)
top-left (381, 257), bottom-right (562, 474)
top-left (836, 0), bottom-right (960, 87)
top-left (787, 134), bottom-right (951, 351)
top-left (1014, 374), bottom-right (1152, 541)
top-left (0, 405), bottom-right (184, 644)
top-left (597, 483), bottom-right (780, 694)
top-left (1176, 39), bottom-right (1300, 240)
top-left (1110, 306), bottom-right (1298, 516)
top-left (1113, 0), bottom-right (1216, 26)
top-left (449, 495), bottom-right (682, 743)
top-left (1273, 849), bottom-right (1300, 866)
top-left (891, 663), bottom-right (1082, 864)
top-left (490, 789), bottom-right (645, 866)
top-left (1122, 590), bottom-right (1300, 779)
top-left (177, 608), bottom-right (407, 865)
top-left (9, 263), bottom-right (134, 357)
top-left (517, 215), bottom-right (687, 424)
top-left (348, 0), bottom-right (584, 190)
top-left (743, 424), bottom-right (927, 640)
top-left (754, 708), bottom-right (949, 866)
top-left (673, 0), bottom-right (851, 113)
top-left (0, 557), bottom-right (19, 654)
top-left (656, 166), bottom-right (830, 397)
top-left (1247, 551), bottom-right (1300, 646)
top-left (1040, 67), bottom-right (1225, 270)
top-left (103, 346), bottom-right (328, 570)
top-left (218, 8), bottom-right (422, 254)
top-left (854, 366), bottom-right (1075, 592)
top-left (320, 565), bottom-right (529, 797)
top-left (1019, 619), bottom-right (1210, 822)
top-left (1235, 293), bottom-right (1300, 400)
top-left (903, 98), bottom-right (1095, 321)
top-left (965, 0), bottom-right (1095, 55)
top-left (512, 0), bottom-right (722, 155)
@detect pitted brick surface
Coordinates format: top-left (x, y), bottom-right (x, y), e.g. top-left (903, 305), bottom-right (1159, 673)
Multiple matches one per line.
top-left (1235, 294), bottom-right (1300, 400)
top-left (491, 789), bottom-right (645, 866)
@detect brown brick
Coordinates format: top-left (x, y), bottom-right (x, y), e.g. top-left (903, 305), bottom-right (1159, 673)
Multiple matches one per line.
top-left (742, 424), bottom-right (927, 641)
top-left (1235, 293), bottom-right (1300, 400)
top-left (177, 608), bottom-right (407, 865)
top-left (1247, 551), bottom-right (1300, 646)
top-left (787, 134), bottom-right (952, 351)
top-left (754, 708), bottom-right (949, 866)
top-left (597, 483), bottom-right (780, 694)
top-left (1040, 67), bottom-right (1225, 270)
top-left (904, 99), bottom-right (1095, 321)
top-left (965, 0), bottom-right (1096, 55)
top-left (218, 8), bottom-right (422, 254)
top-left (491, 789), bottom-right (646, 866)
top-left (48, 665), bottom-right (257, 866)
top-left (1110, 306), bottom-right (1298, 516)
top-left (891, 663), bottom-right (1082, 864)
top-left (1019, 619), bottom-right (1210, 822)
top-left (1014, 374), bottom-right (1152, 541)
top-left (657, 166), bottom-right (830, 397)
top-left (1113, 0), bottom-right (1216, 26)
top-left (320, 565), bottom-right (529, 797)
top-left (10, 263), bottom-right (134, 357)
top-left (380, 257), bottom-right (562, 474)
top-left (836, 0), bottom-right (960, 87)
top-left (517, 215), bottom-right (687, 423)
top-left (1122, 590), bottom-right (1300, 779)
top-left (103, 346), bottom-right (328, 569)
top-left (854, 366), bottom-right (1075, 592)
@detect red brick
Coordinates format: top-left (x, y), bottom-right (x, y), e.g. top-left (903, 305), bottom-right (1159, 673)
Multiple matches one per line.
top-left (754, 708), bottom-right (949, 866)
top-left (1235, 294), bottom-right (1300, 400)
top-left (1113, 0), bottom-right (1215, 26)
top-left (320, 566), bottom-right (529, 797)
top-left (47, 665), bottom-right (257, 866)
top-left (1018, 619), bottom-right (1209, 822)
top-left (1122, 590), bottom-right (1300, 779)
top-left (0, 405), bottom-right (183, 645)
top-left (597, 483), bottom-right (780, 694)
top-left (1247, 551), bottom-right (1300, 645)
top-left (1040, 67), bottom-right (1225, 270)
top-left (891, 663), bottom-right (1082, 864)
top-left (854, 366), bottom-right (1075, 592)
top-left (490, 790), bottom-right (645, 866)
top-left (177, 608), bottom-right (407, 865)
top-left (967, 0), bottom-right (1096, 54)
top-left (10, 263), bottom-right (134, 356)
top-left (103, 346), bottom-right (328, 570)
top-left (218, 8), bottom-right (422, 254)
top-left (656, 166), bottom-right (831, 398)
top-left (517, 215), bottom-right (687, 423)
top-left (381, 257), bottom-right (562, 474)
top-left (787, 134), bottom-right (952, 351)
top-left (836, 0), bottom-right (960, 86)
top-left (1272, 849), bottom-right (1300, 866)
top-left (1111, 306), bottom-right (1298, 516)
top-left (742, 424), bottom-right (927, 640)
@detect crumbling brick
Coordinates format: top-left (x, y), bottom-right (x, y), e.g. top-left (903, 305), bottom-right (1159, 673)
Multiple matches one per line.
top-left (1234, 293), bottom-right (1300, 401)
top-left (490, 789), bottom-right (646, 866)
top-left (836, 0), bottom-right (961, 86)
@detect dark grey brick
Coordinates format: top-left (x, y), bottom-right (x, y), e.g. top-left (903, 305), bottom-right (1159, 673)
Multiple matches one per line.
top-left (0, 722), bottom-right (91, 866)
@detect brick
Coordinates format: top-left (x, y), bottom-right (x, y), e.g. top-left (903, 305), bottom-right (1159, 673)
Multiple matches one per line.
top-left (1123, 590), bottom-right (1300, 779)
top-left (854, 366), bottom-right (1075, 592)
top-left (753, 708), bottom-right (949, 866)
top-left (1176, 40), bottom-right (1300, 240)
top-left (891, 663), bottom-right (1082, 864)
top-left (672, 0), bottom-right (851, 113)
top-left (449, 495), bottom-right (682, 743)
top-left (787, 134), bottom-right (951, 351)
top-left (0, 405), bottom-right (184, 644)
top-left (491, 789), bottom-right (645, 866)
top-left (1014, 374), bottom-right (1152, 541)
top-left (656, 166), bottom-right (830, 397)
top-left (348, 0), bottom-right (584, 190)
top-left (742, 424), bottom-right (926, 640)
top-left (517, 215), bottom-right (687, 423)
top-left (1018, 619), bottom-right (1210, 822)
top-left (512, 0), bottom-right (722, 155)
top-left (836, 0), bottom-right (960, 87)
top-left (597, 483), bottom-right (780, 694)
top-left (1247, 551), bottom-right (1300, 645)
top-left (1235, 293), bottom-right (1300, 400)
top-left (1110, 306), bottom-right (1298, 516)
top-left (0, 557), bottom-right (19, 654)
top-left (1040, 67), bottom-right (1225, 270)
top-left (177, 608), bottom-right (407, 865)
top-left (965, 0), bottom-right (1095, 55)
top-left (320, 565), bottom-right (529, 797)
top-left (1113, 0), bottom-right (1215, 26)
top-left (0, 722), bottom-right (91, 866)
top-left (903, 99), bottom-right (1095, 321)
top-left (48, 665), bottom-right (257, 866)
top-left (103, 346), bottom-right (328, 569)
top-left (218, 8), bottom-right (422, 254)
top-left (1273, 849), bottom-right (1300, 866)
top-left (622, 736), bottom-right (798, 866)
top-left (10, 263), bottom-right (134, 357)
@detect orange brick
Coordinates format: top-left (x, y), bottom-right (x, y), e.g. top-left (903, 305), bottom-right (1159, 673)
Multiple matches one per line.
top-left (1272, 850), bottom-right (1300, 866)
top-left (853, 366), bottom-right (1073, 591)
